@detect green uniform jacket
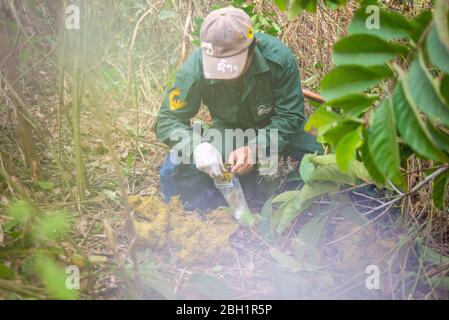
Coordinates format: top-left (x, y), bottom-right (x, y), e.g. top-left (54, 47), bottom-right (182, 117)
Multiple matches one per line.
top-left (155, 33), bottom-right (320, 159)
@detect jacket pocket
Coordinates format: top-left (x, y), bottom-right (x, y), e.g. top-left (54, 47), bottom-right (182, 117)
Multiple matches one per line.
top-left (249, 95), bottom-right (275, 124)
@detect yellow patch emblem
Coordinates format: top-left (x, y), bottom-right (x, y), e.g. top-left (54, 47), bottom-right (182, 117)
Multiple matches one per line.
top-left (247, 26), bottom-right (254, 39)
top-left (169, 87), bottom-right (187, 111)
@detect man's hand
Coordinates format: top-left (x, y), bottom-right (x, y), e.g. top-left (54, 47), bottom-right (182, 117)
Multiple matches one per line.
top-left (194, 142), bottom-right (224, 178)
top-left (228, 146), bottom-right (255, 176)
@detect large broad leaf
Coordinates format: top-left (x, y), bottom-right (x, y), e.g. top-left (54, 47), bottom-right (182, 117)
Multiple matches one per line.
top-left (336, 126), bottom-right (363, 173)
top-left (274, 182), bottom-right (340, 234)
top-left (348, 158), bottom-right (373, 184)
top-left (299, 153), bottom-right (315, 183)
top-left (272, 191), bottom-right (300, 203)
top-left (332, 34), bottom-right (408, 67)
top-left (325, 94), bottom-right (378, 117)
top-left (362, 138), bottom-right (386, 185)
top-left (308, 154), bottom-right (338, 166)
top-left (311, 165), bottom-right (356, 185)
top-left (320, 65), bottom-right (393, 100)
top-left (392, 80), bottom-right (449, 162)
top-left (308, 154), bottom-right (372, 183)
top-left (432, 169), bottom-right (449, 210)
top-left (428, 123), bottom-right (449, 153)
top-left (274, 0), bottom-right (288, 11)
top-left (35, 253), bottom-right (78, 300)
top-left (349, 5), bottom-right (413, 41)
top-left (305, 106), bottom-right (342, 136)
top-left (407, 52), bottom-right (449, 127)
top-left (288, 0), bottom-right (317, 17)
top-left (321, 120), bottom-right (361, 148)
top-left (368, 99), bottom-right (404, 187)
top-left (427, 26), bottom-right (449, 74)
top-left (434, 0), bottom-right (449, 51)
top-left (441, 75), bottom-right (449, 105)
top-left (410, 10), bottom-right (433, 43)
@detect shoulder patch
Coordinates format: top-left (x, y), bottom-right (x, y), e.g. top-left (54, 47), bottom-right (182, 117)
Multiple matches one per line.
top-left (168, 87), bottom-right (187, 111)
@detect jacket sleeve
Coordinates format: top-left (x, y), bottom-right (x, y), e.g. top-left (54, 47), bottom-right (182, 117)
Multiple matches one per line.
top-left (154, 63), bottom-right (202, 158)
top-left (251, 54), bottom-right (306, 154)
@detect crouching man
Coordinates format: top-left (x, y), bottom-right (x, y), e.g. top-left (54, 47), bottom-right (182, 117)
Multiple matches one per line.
top-left (154, 7), bottom-right (321, 211)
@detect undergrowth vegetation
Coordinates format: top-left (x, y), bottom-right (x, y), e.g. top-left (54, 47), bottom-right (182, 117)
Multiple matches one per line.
top-left (0, 0), bottom-right (448, 300)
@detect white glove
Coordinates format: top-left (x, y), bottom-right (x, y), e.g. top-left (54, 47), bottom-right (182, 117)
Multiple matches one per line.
top-left (193, 142), bottom-right (224, 178)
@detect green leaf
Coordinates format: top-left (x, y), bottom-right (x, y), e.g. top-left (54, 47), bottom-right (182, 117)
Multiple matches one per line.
top-left (274, 182), bottom-right (340, 234)
top-left (307, 154), bottom-right (371, 183)
top-left (6, 201), bottom-right (33, 225)
top-left (368, 99), bottom-right (403, 187)
top-left (427, 26), bottom-right (449, 74)
top-left (34, 211), bottom-right (71, 240)
top-left (332, 34), bottom-right (408, 67)
top-left (0, 263), bottom-right (16, 280)
top-left (239, 208), bottom-right (258, 227)
top-left (410, 10), bottom-right (432, 43)
top-left (325, 94), bottom-right (378, 116)
top-left (311, 165), bottom-right (356, 185)
top-left (432, 169), bottom-right (449, 210)
top-left (348, 5), bottom-right (413, 41)
top-left (272, 190), bottom-right (300, 203)
top-left (308, 154), bottom-right (338, 166)
top-left (392, 80), bottom-right (449, 162)
top-left (407, 52), bottom-right (449, 127)
top-left (35, 253), bottom-right (78, 300)
top-left (322, 120), bottom-right (361, 148)
top-left (428, 123), bottom-right (449, 153)
top-left (287, 0), bottom-right (302, 19)
top-left (274, 0), bottom-right (288, 10)
top-left (434, 0), bottom-right (449, 52)
top-left (320, 65), bottom-right (393, 100)
top-left (336, 126), bottom-right (363, 173)
top-left (299, 153), bottom-right (316, 183)
top-left (349, 157), bottom-right (374, 184)
top-left (190, 273), bottom-right (235, 299)
top-left (362, 139), bottom-right (386, 185)
top-left (304, 106), bottom-right (342, 135)
top-left (324, 0), bottom-right (347, 10)
top-left (300, 181), bottom-right (341, 201)
top-left (441, 74), bottom-right (449, 105)
top-left (287, 0), bottom-right (317, 16)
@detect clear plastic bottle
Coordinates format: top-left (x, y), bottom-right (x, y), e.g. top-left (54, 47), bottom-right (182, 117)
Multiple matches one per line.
top-left (213, 175), bottom-right (249, 220)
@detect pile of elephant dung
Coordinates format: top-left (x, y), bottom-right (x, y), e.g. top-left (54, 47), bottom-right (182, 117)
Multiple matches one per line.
top-left (128, 195), bottom-right (238, 264)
